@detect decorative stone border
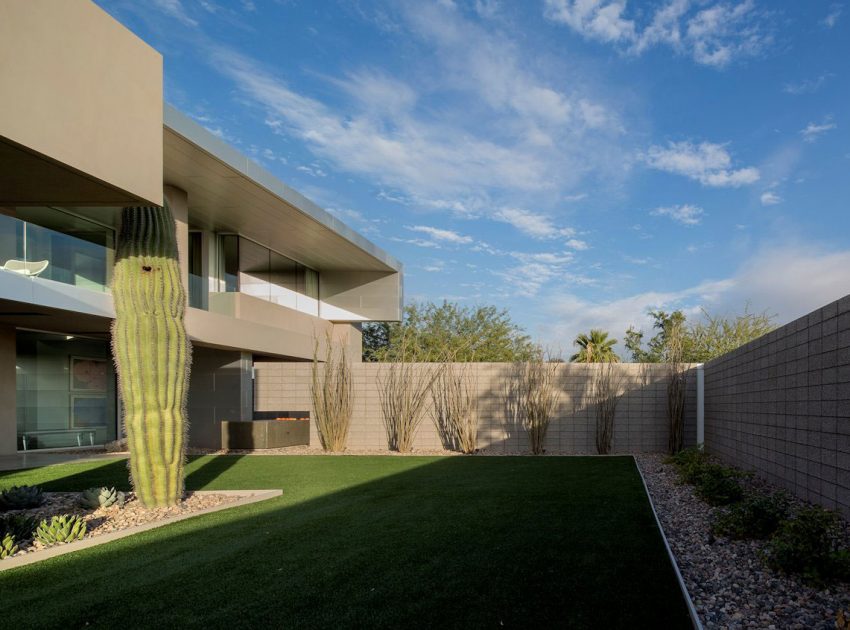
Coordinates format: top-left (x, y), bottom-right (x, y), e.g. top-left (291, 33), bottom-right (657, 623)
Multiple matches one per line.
top-left (633, 456), bottom-right (703, 630)
top-left (0, 489), bottom-right (282, 572)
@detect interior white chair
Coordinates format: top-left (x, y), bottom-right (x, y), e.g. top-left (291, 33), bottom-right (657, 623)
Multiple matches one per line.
top-left (2, 259), bottom-right (49, 277)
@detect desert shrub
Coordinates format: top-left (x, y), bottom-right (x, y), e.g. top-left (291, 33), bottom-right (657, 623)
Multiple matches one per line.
top-left (713, 492), bottom-right (790, 539)
top-left (763, 505), bottom-right (850, 584)
top-left (431, 361), bottom-right (479, 454)
top-left (505, 353), bottom-right (560, 455)
top-left (667, 447), bottom-right (710, 479)
top-left (311, 334), bottom-right (353, 452)
top-left (693, 464), bottom-right (744, 506)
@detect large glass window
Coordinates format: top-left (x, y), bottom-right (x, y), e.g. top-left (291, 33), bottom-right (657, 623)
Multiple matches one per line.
top-left (217, 235), bottom-right (319, 316)
top-left (16, 331), bottom-right (117, 451)
top-left (0, 207), bottom-right (114, 292)
top-left (188, 231), bottom-right (208, 310)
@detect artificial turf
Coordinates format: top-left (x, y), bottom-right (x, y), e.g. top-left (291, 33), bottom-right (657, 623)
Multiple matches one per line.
top-left (0, 455), bottom-right (692, 629)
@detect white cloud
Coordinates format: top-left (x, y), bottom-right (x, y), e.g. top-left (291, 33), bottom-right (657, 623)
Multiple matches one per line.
top-left (643, 140), bottom-right (760, 187)
top-left (152, 0), bottom-right (198, 27)
top-left (800, 119), bottom-right (837, 143)
top-left (407, 225), bottom-right (473, 244)
top-left (651, 204), bottom-right (704, 226)
top-left (760, 191), bottom-right (781, 205)
top-left (543, 0), bottom-right (771, 68)
top-left (296, 164), bottom-right (327, 178)
top-left (565, 238), bottom-right (590, 250)
top-left (493, 207), bottom-right (575, 239)
top-left (546, 245), bottom-right (850, 355)
top-left (822, 4), bottom-right (843, 28)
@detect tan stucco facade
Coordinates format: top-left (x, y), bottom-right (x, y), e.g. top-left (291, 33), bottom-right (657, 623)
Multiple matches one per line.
top-left (0, 0), bottom-right (163, 206)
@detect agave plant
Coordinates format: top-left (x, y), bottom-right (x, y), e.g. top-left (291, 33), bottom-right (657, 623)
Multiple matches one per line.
top-left (79, 487), bottom-right (126, 509)
top-left (0, 513), bottom-right (38, 541)
top-left (0, 533), bottom-right (19, 559)
top-left (35, 515), bottom-right (87, 546)
top-left (0, 485), bottom-right (44, 510)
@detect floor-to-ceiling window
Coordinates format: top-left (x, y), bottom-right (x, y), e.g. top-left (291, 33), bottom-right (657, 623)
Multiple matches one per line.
top-left (16, 331), bottom-right (117, 451)
top-left (188, 230), bottom-right (208, 310)
top-left (0, 207), bottom-right (115, 292)
top-left (217, 234), bottom-right (319, 316)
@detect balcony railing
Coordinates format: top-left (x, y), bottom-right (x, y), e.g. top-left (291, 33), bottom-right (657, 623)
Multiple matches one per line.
top-left (0, 211), bottom-right (114, 293)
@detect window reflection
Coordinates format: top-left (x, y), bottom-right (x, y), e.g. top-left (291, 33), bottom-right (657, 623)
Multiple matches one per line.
top-left (217, 234), bottom-right (319, 316)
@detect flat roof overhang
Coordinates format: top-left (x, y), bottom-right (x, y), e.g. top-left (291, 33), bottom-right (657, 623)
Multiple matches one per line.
top-left (163, 105), bottom-right (402, 275)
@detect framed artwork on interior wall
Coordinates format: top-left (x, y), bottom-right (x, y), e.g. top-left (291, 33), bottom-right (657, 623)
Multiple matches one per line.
top-left (70, 394), bottom-right (108, 428)
top-left (70, 356), bottom-right (108, 392)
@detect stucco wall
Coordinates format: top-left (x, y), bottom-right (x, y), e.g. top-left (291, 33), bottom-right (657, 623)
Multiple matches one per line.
top-left (704, 294), bottom-right (850, 517)
top-left (0, 0), bottom-right (163, 205)
top-left (254, 362), bottom-right (698, 453)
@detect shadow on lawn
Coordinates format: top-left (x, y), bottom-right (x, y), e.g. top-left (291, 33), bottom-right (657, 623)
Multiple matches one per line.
top-left (0, 456), bottom-right (693, 630)
top-left (0, 455), bottom-right (246, 494)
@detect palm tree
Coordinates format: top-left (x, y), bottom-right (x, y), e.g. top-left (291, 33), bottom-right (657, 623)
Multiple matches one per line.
top-left (570, 329), bottom-right (620, 363)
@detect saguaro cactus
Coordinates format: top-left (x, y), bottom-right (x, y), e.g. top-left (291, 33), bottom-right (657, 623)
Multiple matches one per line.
top-left (111, 204), bottom-right (191, 508)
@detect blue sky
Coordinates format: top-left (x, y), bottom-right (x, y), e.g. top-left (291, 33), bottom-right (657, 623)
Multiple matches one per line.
top-left (98, 0), bottom-right (849, 350)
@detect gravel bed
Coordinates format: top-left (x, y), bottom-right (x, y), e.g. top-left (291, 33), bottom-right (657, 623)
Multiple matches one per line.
top-left (4, 491), bottom-right (241, 558)
top-left (636, 453), bottom-right (850, 629)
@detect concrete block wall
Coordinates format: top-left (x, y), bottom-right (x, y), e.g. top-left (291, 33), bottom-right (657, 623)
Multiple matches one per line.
top-left (704, 294), bottom-right (850, 517)
top-left (254, 362), bottom-right (697, 454)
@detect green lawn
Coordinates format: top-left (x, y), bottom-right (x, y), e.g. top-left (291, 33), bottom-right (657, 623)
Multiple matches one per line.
top-left (0, 456), bottom-right (691, 629)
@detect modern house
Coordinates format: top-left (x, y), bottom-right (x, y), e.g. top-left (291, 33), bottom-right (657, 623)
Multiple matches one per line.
top-left (0, 1), bottom-right (402, 455)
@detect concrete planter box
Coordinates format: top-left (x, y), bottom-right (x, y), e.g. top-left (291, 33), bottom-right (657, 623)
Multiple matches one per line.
top-left (221, 419), bottom-right (310, 450)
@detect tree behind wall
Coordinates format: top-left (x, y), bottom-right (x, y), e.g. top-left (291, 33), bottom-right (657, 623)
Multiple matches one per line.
top-left (363, 301), bottom-right (538, 362)
top-left (111, 205), bottom-right (191, 508)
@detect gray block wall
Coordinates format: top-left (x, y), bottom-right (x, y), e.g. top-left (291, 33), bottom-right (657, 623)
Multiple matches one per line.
top-left (704, 294), bottom-right (850, 517)
top-left (254, 362), bottom-right (697, 454)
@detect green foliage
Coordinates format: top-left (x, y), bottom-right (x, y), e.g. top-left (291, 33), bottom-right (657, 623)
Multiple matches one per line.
top-left (0, 533), bottom-right (18, 559)
top-left (35, 515), bottom-right (87, 546)
top-left (667, 449), bottom-right (743, 505)
top-left (112, 205), bottom-right (191, 508)
top-left (0, 513), bottom-right (38, 541)
top-left (763, 505), bottom-right (850, 584)
top-left (712, 492), bottom-right (790, 539)
top-left (693, 465), bottom-right (744, 505)
top-left (0, 485), bottom-right (44, 510)
top-left (570, 329), bottom-right (620, 363)
top-left (625, 306), bottom-right (775, 363)
top-left (363, 301), bottom-right (538, 362)
top-left (666, 447), bottom-right (711, 483)
top-left (79, 487), bottom-right (126, 509)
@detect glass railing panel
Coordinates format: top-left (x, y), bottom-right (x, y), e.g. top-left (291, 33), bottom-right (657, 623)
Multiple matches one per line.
top-left (0, 213), bottom-right (113, 292)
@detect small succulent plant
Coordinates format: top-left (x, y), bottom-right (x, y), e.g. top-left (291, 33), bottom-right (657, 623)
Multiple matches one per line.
top-left (79, 487), bottom-right (125, 509)
top-left (0, 485), bottom-right (44, 510)
top-left (0, 533), bottom-right (18, 559)
top-left (0, 513), bottom-right (38, 541)
top-left (35, 515), bottom-right (87, 546)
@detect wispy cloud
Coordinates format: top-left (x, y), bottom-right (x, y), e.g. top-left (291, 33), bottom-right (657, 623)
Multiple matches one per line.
top-left (800, 118), bottom-right (837, 142)
top-left (492, 207), bottom-right (575, 239)
top-left (760, 191), bottom-right (781, 205)
top-left (643, 140), bottom-right (759, 187)
top-left (783, 73), bottom-right (832, 95)
top-left (822, 3), bottom-right (843, 28)
top-left (407, 225), bottom-right (473, 245)
top-left (152, 0), bottom-right (198, 27)
top-left (651, 204), bottom-right (704, 226)
top-left (543, 0), bottom-right (772, 68)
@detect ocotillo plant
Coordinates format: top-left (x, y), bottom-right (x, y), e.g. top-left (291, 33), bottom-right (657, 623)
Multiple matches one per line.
top-left (112, 205), bottom-right (191, 508)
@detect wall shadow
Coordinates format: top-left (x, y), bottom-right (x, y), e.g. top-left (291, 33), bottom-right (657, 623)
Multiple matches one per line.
top-left (0, 455), bottom-right (692, 629)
